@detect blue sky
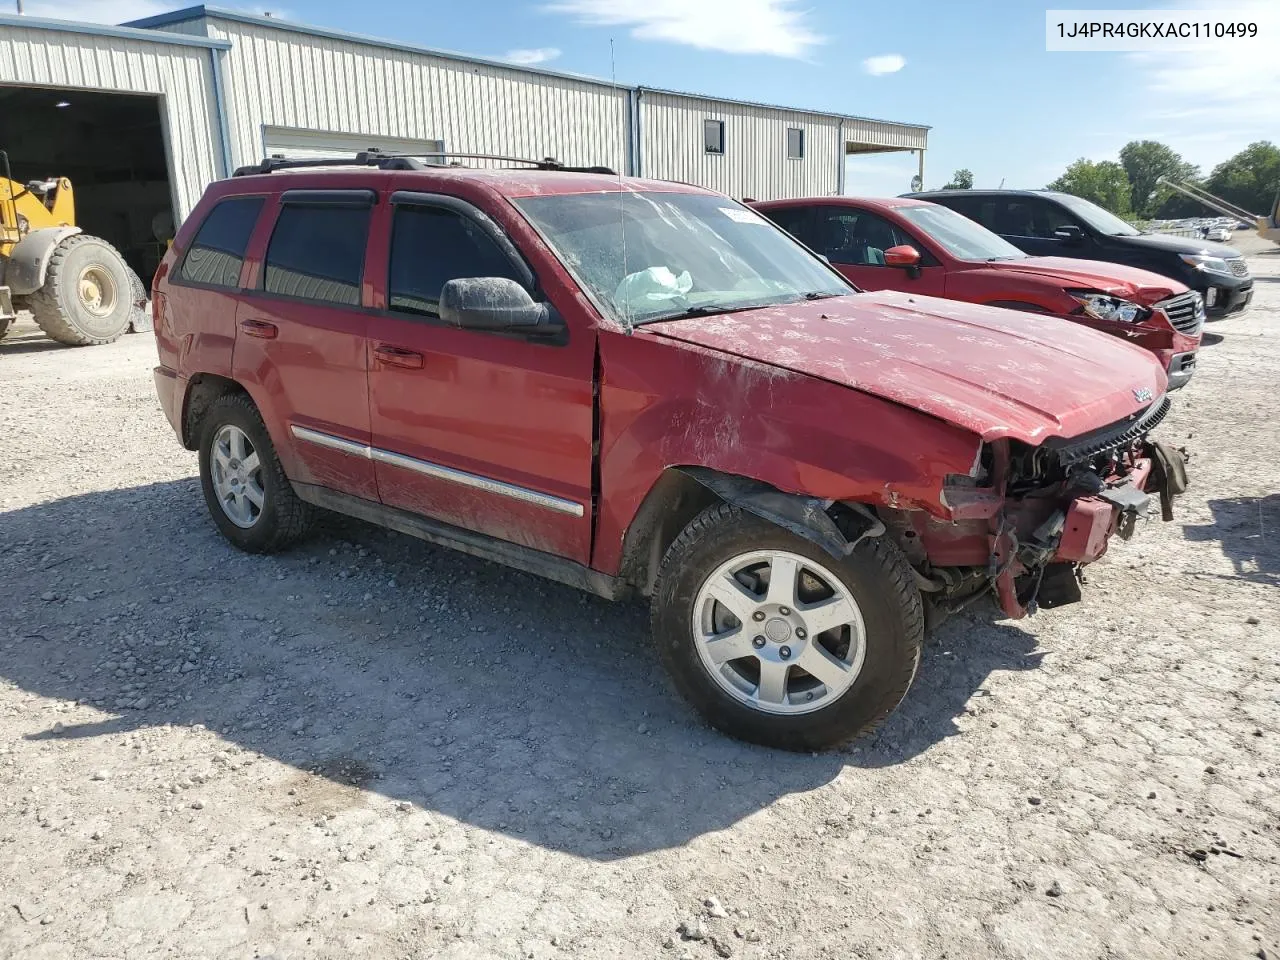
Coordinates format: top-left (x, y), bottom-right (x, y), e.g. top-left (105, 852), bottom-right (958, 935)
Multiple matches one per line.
top-left (30, 0), bottom-right (1280, 197)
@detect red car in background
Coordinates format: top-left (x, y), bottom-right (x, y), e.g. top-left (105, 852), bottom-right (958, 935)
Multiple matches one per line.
top-left (752, 197), bottom-right (1203, 390)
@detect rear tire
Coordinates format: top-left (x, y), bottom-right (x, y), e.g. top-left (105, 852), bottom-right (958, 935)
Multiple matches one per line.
top-left (27, 234), bottom-right (134, 345)
top-left (197, 393), bottom-right (314, 553)
top-left (651, 503), bottom-right (924, 751)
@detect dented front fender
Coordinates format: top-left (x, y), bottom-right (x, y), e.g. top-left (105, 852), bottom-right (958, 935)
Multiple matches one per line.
top-left (592, 328), bottom-right (982, 575)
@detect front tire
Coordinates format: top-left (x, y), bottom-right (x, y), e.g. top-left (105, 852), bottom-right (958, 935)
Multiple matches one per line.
top-left (197, 393), bottom-right (314, 553)
top-left (651, 503), bottom-right (924, 751)
top-left (27, 235), bottom-right (135, 345)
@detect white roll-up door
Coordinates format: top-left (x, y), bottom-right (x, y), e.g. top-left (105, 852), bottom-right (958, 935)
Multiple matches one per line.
top-left (262, 126), bottom-right (444, 162)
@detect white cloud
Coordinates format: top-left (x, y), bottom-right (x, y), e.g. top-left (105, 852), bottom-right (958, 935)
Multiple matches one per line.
top-left (504, 47), bottom-right (563, 65)
top-left (543, 0), bottom-right (823, 58)
top-left (861, 53), bottom-right (905, 76)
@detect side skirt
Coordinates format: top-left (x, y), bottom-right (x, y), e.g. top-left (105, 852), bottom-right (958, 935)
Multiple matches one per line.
top-left (292, 482), bottom-right (627, 602)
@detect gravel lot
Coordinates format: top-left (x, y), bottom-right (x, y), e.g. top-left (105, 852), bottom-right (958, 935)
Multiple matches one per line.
top-left (2, 238), bottom-right (1278, 960)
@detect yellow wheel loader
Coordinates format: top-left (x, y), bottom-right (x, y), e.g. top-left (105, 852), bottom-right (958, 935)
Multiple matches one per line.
top-left (1, 149), bottom-right (144, 345)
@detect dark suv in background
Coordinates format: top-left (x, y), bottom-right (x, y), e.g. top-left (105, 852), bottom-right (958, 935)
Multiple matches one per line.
top-left (907, 189), bottom-right (1253, 318)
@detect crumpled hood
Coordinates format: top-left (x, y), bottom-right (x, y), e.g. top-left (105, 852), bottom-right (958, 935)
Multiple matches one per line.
top-left (644, 290), bottom-right (1168, 444)
top-left (991, 256), bottom-right (1184, 305)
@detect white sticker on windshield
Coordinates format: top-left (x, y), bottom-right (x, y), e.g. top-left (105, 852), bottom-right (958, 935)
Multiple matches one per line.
top-left (720, 206), bottom-right (764, 224)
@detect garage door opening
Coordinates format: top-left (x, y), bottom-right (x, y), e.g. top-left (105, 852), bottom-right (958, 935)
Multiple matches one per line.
top-left (263, 125), bottom-right (445, 164)
top-left (0, 84), bottom-right (174, 290)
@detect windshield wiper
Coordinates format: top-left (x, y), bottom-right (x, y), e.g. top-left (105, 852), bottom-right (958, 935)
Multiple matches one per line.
top-left (802, 291), bottom-right (840, 300)
top-left (637, 301), bottom-right (778, 325)
top-left (986, 256), bottom-right (1022, 261)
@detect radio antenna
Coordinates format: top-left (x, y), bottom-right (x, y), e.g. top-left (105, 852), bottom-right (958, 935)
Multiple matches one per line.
top-left (611, 37), bottom-right (631, 332)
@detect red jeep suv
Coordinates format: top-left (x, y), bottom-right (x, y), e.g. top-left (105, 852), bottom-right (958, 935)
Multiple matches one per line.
top-left (754, 197), bottom-right (1203, 389)
top-left (152, 154), bottom-right (1187, 750)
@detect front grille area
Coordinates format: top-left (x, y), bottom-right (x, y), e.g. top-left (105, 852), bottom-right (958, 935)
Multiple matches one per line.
top-left (1228, 257), bottom-right (1249, 278)
top-left (1156, 292), bottom-right (1204, 334)
top-left (1043, 395), bottom-right (1172, 468)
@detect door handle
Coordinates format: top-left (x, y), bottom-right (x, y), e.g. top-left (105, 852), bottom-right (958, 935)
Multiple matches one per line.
top-left (239, 318), bottom-right (278, 339)
top-left (373, 344), bottom-right (424, 369)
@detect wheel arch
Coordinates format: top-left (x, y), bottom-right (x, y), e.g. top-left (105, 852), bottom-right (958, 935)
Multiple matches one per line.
top-left (616, 466), bottom-right (885, 598)
top-left (181, 372), bottom-right (250, 450)
top-left (2, 226), bottom-right (82, 296)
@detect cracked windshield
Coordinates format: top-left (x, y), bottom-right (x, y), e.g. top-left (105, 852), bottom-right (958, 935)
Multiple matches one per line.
top-left (515, 190), bottom-right (851, 326)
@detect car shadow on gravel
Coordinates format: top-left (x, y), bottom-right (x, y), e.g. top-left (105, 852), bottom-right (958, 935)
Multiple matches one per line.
top-left (1, 480), bottom-right (1039, 859)
top-left (1182, 494), bottom-right (1280, 586)
top-left (0, 337), bottom-right (73, 355)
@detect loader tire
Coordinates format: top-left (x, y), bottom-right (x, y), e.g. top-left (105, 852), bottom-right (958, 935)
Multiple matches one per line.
top-left (28, 234), bottom-right (133, 346)
top-left (126, 266), bottom-right (152, 333)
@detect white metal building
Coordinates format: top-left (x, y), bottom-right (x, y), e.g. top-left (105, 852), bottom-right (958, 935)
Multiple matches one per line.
top-left (0, 5), bottom-right (928, 283)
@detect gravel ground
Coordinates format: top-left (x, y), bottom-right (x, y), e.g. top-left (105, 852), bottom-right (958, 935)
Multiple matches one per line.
top-left (2, 238), bottom-right (1278, 960)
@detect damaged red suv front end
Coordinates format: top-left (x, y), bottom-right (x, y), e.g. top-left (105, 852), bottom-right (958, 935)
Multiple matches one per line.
top-left (898, 395), bottom-right (1186, 618)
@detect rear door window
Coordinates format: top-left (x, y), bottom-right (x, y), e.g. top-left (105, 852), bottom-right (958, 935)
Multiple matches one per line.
top-left (760, 206), bottom-right (815, 244)
top-left (935, 195), bottom-right (1000, 233)
top-left (263, 201), bottom-right (372, 306)
top-left (177, 196), bottom-right (263, 288)
top-left (996, 198), bottom-right (1077, 238)
top-left (387, 204), bottom-right (526, 318)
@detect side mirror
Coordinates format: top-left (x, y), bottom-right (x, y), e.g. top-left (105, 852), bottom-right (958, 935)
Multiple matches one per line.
top-left (1053, 224), bottom-right (1085, 243)
top-left (883, 244), bottom-right (922, 267)
top-left (439, 277), bottom-right (553, 332)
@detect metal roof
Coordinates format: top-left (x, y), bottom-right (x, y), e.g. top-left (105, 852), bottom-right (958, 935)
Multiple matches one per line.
top-left (636, 86), bottom-right (930, 131)
top-left (125, 5), bottom-right (629, 91)
top-left (123, 5), bottom-right (930, 132)
top-left (0, 10), bottom-right (231, 49)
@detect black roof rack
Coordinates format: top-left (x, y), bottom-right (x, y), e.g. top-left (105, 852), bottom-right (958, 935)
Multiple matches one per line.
top-left (233, 149), bottom-right (616, 177)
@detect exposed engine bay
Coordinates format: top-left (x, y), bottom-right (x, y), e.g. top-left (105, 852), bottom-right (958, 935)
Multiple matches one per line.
top-left (881, 396), bottom-right (1188, 620)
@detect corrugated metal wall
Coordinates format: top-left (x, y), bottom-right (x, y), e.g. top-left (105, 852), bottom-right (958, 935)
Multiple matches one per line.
top-left (197, 16), bottom-right (631, 174)
top-left (0, 25), bottom-right (221, 218)
top-left (639, 91), bottom-right (843, 200)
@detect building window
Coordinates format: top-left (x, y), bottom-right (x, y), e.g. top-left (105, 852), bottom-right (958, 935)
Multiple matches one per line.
top-left (704, 119), bottom-right (725, 155)
top-left (787, 127), bottom-right (804, 160)
top-left (177, 197), bottom-right (263, 288)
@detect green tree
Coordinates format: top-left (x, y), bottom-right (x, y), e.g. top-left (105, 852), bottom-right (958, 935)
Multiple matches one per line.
top-left (1205, 141), bottom-right (1280, 215)
top-left (1118, 140), bottom-right (1199, 217)
top-left (941, 168), bottom-right (974, 190)
top-left (1046, 159), bottom-right (1132, 215)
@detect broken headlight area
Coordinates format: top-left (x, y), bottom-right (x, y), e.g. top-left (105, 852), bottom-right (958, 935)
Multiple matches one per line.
top-left (1067, 290), bottom-right (1151, 324)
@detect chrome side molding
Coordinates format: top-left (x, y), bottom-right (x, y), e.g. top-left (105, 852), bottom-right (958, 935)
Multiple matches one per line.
top-left (289, 423), bottom-right (584, 518)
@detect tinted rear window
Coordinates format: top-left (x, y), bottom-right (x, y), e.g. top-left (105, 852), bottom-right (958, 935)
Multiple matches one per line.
top-left (760, 205), bottom-right (812, 240)
top-left (177, 197), bottom-right (263, 288)
top-left (263, 205), bottom-right (371, 306)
